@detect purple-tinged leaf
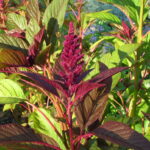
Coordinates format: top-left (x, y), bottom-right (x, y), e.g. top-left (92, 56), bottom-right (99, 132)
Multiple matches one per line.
top-left (74, 63), bottom-right (113, 130)
top-left (93, 121), bottom-right (150, 150)
top-left (0, 123), bottom-right (60, 150)
top-left (0, 142), bottom-right (61, 150)
top-left (19, 71), bottom-right (68, 97)
top-left (34, 27), bottom-right (45, 43)
top-left (75, 69), bottom-right (93, 84)
top-left (91, 66), bottom-right (128, 83)
top-left (75, 90), bottom-right (108, 130)
top-left (27, 27), bottom-right (45, 66)
top-left (74, 82), bottom-right (105, 102)
top-left (0, 49), bottom-right (27, 69)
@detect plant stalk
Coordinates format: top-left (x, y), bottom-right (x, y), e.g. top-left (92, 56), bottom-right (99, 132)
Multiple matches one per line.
top-left (67, 100), bottom-right (74, 150)
top-left (128, 0), bottom-right (145, 118)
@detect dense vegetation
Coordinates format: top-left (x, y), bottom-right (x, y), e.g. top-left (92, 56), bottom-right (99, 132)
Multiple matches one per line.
top-left (0, 0), bottom-right (149, 150)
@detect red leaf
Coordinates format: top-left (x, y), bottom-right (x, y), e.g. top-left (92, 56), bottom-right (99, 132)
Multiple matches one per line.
top-left (8, 30), bottom-right (25, 39)
top-left (0, 123), bottom-right (60, 150)
top-left (93, 121), bottom-right (150, 150)
top-left (34, 27), bottom-right (45, 43)
top-left (91, 67), bottom-right (128, 83)
top-left (19, 71), bottom-right (68, 97)
top-left (27, 27), bottom-right (45, 66)
top-left (75, 69), bottom-right (93, 83)
top-left (74, 81), bottom-right (105, 102)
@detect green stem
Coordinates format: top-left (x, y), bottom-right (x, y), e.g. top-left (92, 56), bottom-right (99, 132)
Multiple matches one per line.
top-left (128, 0), bottom-right (145, 118)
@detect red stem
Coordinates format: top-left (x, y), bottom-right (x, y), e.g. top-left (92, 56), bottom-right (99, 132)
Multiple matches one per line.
top-left (67, 100), bottom-right (74, 150)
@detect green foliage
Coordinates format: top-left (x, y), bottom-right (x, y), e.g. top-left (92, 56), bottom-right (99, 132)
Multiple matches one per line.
top-left (82, 10), bottom-right (121, 30)
top-left (6, 13), bottom-right (27, 30)
top-left (0, 79), bottom-right (26, 104)
top-left (28, 108), bottom-right (66, 150)
top-left (26, 0), bottom-right (41, 23)
top-left (26, 18), bottom-right (40, 44)
top-left (98, 0), bottom-right (149, 25)
top-left (0, 34), bottom-right (28, 50)
top-left (42, 0), bottom-right (69, 28)
top-left (0, 0), bottom-right (149, 150)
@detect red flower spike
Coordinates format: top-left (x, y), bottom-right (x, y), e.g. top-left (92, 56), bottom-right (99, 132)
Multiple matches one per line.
top-left (121, 21), bottom-right (132, 39)
top-left (59, 22), bottom-right (84, 96)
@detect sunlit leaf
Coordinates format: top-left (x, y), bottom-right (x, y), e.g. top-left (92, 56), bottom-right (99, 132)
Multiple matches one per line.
top-left (0, 34), bottom-right (28, 50)
top-left (29, 108), bottom-right (66, 150)
top-left (26, 18), bottom-right (40, 44)
top-left (6, 13), bottom-right (27, 30)
top-left (42, 0), bottom-right (69, 28)
top-left (98, 0), bottom-right (140, 24)
top-left (26, 0), bottom-right (40, 23)
top-left (82, 10), bottom-right (121, 30)
top-left (0, 79), bottom-right (26, 104)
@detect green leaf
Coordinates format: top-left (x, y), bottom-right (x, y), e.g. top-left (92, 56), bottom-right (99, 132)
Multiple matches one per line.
top-left (28, 108), bottom-right (66, 150)
top-left (136, 99), bottom-right (150, 118)
top-left (0, 79), bottom-right (26, 104)
top-left (118, 43), bottom-right (140, 62)
top-left (0, 34), bottom-right (28, 50)
top-left (82, 10), bottom-right (121, 30)
top-left (100, 43), bottom-right (140, 89)
top-left (6, 13), bottom-right (27, 30)
top-left (26, 18), bottom-right (40, 44)
top-left (0, 34), bottom-right (28, 68)
top-left (26, 0), bottom-right (40, 23)
top-left (42, 0), bottom-right (69, 28)
top-left (98, 0), bottom-right (140, 25)
top-left (89, 36), bottom-right (115, 53)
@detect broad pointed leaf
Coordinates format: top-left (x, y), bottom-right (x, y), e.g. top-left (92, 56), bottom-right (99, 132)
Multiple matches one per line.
top-left (18, 71), bottom-right (67, 97)
top-left (91, 66), bottom-right (128, 83)
top-left (0, 123), bottom-right (60, 150)
top-left (75, 69), bottom-right (93, 83)
top-left (75, 65), bottom-right (127, 129)
top-left (74, 82), bottom-right (105, 102)
top-left (0, 49), bottom-right (27, 69)
top-left (98, 0), bottom-right (142, 25)
top-left (27, 27), bottom-right (45, 66)
top-left (26, 0), bottom-right (40, 23)
top-left (100, 44), bottom-right (137, 88)
top-left (0, 79), bottom-right (26, 104)
top-left (93, 121), bottom-right (150, 150)
top-left (29, 108), bottom-right (66, 150)
top-left (26, 18), bottom-right (40, 44)
top-left (6, 13), bottom-right (27, 30)
top-left (42, 0), bottom-right (69, 28)
top-left (0, 34), bottom-right (28, 50)
top-left (82, 10), bottom-right (121, 30)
